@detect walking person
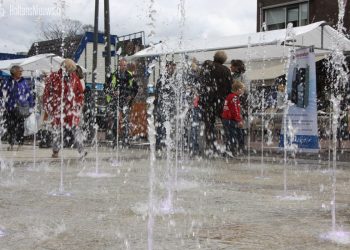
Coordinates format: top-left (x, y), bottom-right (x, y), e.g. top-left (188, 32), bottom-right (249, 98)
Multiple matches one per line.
top-left (221, 80), bottom-right (245, 157)
top-left (0, 65), bottom-right (34, 150)
top-left (43, 59), bottom-right (86, 158)
top-left (186, 59), bottom-right (201, 155)
top-left (105, 58), bottom-right (139, 147)
top-left (199, 51), bottom-right (232, 157)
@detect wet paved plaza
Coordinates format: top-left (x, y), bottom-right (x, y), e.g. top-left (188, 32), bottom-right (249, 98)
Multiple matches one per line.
top-left (0, 145), bottom-right (350, 249)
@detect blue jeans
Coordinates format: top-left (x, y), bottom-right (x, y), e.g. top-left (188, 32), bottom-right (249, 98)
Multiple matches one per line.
top-left (222, 119), bottom-right (240, 155)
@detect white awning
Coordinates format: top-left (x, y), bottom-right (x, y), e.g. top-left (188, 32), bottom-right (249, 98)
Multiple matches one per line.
top-left (0, 53), bottom-right (87, 77)
top-left (245, 55), bottom-right (326, 81)
top-left (132, 21), bottom-right (350, 62)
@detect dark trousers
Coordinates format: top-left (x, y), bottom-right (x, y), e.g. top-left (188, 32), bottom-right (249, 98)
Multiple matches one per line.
top-left (119, 105), bottom-right (131, 145)
top-left (52, 126), bottom-right (84, 154)
top-left (222, 119), bottom-right (240, 155)
top-left (108, 103), bottom-right (131, 146)
top-left (6, 110), bottom-right (25, 146)
top-left (189, 107), bottom-right (200, 154)
top-left (203, 109), bottom-right (217, 153)
top-left (238, 128), bottom-right (245, 150)
top-left (155, 109), bottom-right (166, 150)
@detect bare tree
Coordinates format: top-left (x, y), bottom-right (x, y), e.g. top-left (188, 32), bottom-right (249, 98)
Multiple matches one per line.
top-left (82, 24), bottom-right (95, 33)
top-left (41, 19), bottom-right (86, 40)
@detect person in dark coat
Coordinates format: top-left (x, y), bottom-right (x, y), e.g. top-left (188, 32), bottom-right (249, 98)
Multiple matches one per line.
top-left (199, 51), bottom-right (232, 156)
top-left (0, 65), bottom-right (34, 151)
top-left (154, 61), bottom-right (176, 150)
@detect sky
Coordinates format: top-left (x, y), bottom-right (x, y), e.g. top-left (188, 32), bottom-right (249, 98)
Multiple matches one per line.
top-left (0, 0), bottom-right (257, 54)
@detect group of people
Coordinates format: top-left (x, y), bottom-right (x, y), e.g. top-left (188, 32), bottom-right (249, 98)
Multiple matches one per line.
top-left (154, 51), bottom-right (247, 157)
top-left (0, 56), bottom-right (141, 158)
top-left (0, 59), bottom-right (87, 158)
top-left (0, 50), bottom-right (248, 158)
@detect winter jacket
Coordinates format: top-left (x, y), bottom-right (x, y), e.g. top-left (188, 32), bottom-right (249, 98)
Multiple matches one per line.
top-left (221, 92), bottom-right (242, 122)
top-left (43, 69), bottom-right (84, 128)
top-left (199, 60), bottom-right (232, 116)
top-left (0, 77), bottom-right (34, 112)
top-left (154, 74), bottom-right (177, 113)
top-left (105, 70), bottom-right (138, 107)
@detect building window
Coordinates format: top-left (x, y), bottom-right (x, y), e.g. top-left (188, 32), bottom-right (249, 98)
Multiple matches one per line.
top-left (266, 7), bottom-right (286, 30)
top-left (264, 2), bottom-right (309, 31)
top-left (300, 3), bottom-right (308, 26)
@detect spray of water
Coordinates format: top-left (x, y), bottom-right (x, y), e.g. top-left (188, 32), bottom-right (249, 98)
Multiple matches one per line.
top-left (146, 1), bottom-right (157, 249)
top-left (318, 1), bottom-right (350, 245)
top-left (281, 22), bottom-right (297, 195)
top-left (49, 0), bottom-right (71, 197)
top-left (328, 0), bottom-right (349, 234)
top-left (246, 36), bottom-right (252, 168)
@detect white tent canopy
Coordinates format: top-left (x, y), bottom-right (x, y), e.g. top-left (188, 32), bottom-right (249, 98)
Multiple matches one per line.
top-left (0, 53), bottom-right (86, 78)
top-left (132, 21), bottom-right (350, 81)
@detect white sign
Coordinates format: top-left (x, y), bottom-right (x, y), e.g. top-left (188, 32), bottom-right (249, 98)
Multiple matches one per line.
top-left (280, 47), bottom-right (319, 152)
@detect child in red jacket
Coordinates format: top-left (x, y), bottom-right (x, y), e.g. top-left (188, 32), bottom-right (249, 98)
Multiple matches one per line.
top-left (221, 80), bottom-right (245, 157)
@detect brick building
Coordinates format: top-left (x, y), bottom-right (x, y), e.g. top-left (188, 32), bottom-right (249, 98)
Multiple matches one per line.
top-left (255, 0), bottom-right (350, 140)
top-left (257, 0), bottom-right (350, 32)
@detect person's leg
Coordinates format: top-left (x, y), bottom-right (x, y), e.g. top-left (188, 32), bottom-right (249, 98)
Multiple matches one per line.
top-left (203, 107), bottom-right (216, 155)
top-left (123, 105), bottom-right (131, 145)
top-left (72, 126), bottom-right (83, 154)
top-left (111, 104), bottom-right (119, 144)
top-left (190, 108), bottom-right (199, 154)
top-left (15, 114), bottom-right (25, 148)
top-left (236, 128), bottom-right (245, 154)
top-left (191, 107), bottom-right (200, 154)
top-left (222, 120), bottom-right (232, 156)
top-left (6, 111), bottom-right (16, 149)
top-left (155, 111), bottom-right (165, 150)
top-left (232, 122), bottom-right (240, 155)
top-left (51, 127), bottom-right (61, 157)
top-left (72, 125), bottom-right (87, 158)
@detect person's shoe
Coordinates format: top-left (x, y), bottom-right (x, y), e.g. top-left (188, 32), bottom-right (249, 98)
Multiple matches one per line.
top-left (17, 145), bottom-right (23, 151)
top-left (7, 145), bottom-right (13, 151)
top-left (52, 152), bottom-right (59, 158)
top-left (122, 141), bottom-right (130, 149)
top-left (224, 151), bottom-right (234, 158)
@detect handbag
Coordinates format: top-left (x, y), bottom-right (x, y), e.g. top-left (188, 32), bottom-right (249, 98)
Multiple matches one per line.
top-left (15, 102), bottom-right (31, 118)
top-left (24, 112), bottom-right (38, 136)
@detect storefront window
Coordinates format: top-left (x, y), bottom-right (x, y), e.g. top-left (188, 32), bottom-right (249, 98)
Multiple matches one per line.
top-left (300, 3), bottom-right (308, 26)
top-left (287, 7), bottom-right (299, 27)
top-left (263, 2), bottom-right (309, 31)
top-left (265, 7), bottom-right (286, 30)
